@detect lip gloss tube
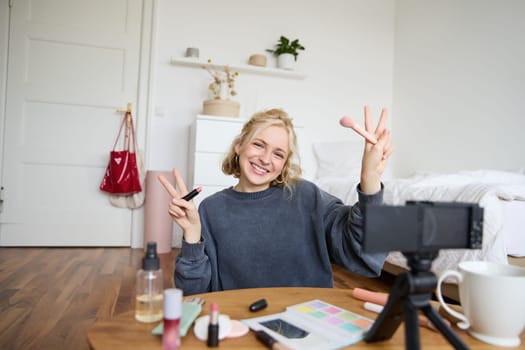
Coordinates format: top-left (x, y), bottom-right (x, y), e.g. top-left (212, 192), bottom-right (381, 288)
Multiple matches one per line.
top-left (207, 302), bottom-right (219, 347)
top-left (163, 288), bottom-right (182, 350)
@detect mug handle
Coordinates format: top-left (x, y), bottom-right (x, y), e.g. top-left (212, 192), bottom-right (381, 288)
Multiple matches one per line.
top-left (436, 270), bottom-right (470, 330)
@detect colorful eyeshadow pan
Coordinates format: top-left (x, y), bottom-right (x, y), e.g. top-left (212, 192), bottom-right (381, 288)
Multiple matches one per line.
top-left (289, 299), bottom-right (374, 335)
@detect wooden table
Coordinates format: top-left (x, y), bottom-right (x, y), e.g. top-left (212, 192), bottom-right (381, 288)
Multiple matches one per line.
top-left (87, 287), bottom-right (523, 349)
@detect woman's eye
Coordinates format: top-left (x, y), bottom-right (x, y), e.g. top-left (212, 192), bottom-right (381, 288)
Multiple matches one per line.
top-left (253, 142), bottom-right (264, 148)
top-left (274, 152), bottom-right (285, 159)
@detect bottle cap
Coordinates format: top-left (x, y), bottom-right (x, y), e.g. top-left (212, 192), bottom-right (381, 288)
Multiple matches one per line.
top-left (164, 288), bottom-right (182, 319)
top-left (143, 241), bottom-right (160, 271)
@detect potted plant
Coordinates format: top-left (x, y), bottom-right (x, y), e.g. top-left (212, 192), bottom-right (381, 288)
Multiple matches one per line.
top-left (266, 36), bottom-right (305, 70)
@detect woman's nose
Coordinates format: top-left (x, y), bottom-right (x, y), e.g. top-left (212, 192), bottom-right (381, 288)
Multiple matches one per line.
top-left (259, 150), bottom-right (271, 163)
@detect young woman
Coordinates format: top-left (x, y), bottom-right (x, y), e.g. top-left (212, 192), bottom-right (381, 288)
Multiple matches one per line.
top-left (159, 107), bottom-right (393, 295)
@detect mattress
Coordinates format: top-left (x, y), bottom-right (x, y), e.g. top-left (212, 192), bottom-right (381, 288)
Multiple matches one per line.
top-left (502, 199), bottom-right (525, 257)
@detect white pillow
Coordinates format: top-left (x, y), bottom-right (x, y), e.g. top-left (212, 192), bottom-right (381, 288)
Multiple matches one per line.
top-left (313, 140), bottom-right (363, 180)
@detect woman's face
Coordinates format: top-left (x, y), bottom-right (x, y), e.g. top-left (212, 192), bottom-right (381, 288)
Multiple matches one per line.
top-left (235, 125), bottom-right (289, 192)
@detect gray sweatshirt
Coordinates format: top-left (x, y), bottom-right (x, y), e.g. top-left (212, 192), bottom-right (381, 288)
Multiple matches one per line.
top-left (174, 180), bottom-right (386, 295)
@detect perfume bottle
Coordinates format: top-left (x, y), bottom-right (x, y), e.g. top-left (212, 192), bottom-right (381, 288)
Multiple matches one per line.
top-left (135, 242), bottom-right (163, 323)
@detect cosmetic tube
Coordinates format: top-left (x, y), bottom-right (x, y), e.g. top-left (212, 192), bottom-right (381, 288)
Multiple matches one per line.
top-left (207, 302), bottom-right (219, 347)
top-left (182, 186), bottom-right (202, 201)
top-left (255, 330), bottom-right (293, 350)
top-left (163, 289), bottom-right (182, 350)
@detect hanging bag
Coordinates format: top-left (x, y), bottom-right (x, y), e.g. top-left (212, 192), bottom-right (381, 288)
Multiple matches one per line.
top-left (108, 149), bottom-right (146, 208)
top-left (99, 112), bottom-right (142, 194)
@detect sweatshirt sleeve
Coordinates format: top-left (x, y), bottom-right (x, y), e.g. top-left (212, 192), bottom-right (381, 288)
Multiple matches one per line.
top-left (324, 183), bottom-right (388, 277)
top-left (174, 238), bottom-right (212, 295)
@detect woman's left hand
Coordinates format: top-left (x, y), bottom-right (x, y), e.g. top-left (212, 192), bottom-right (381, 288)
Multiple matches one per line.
top-left (340, 106), bottom-right (393, 194)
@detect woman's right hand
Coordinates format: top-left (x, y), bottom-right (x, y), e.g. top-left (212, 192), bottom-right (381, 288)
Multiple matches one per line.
top-left (158, 168), bottom-right (202, 243)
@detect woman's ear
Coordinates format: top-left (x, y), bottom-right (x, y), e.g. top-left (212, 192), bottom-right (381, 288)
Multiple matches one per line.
top-left (234, 142), bottom-right (241, 155)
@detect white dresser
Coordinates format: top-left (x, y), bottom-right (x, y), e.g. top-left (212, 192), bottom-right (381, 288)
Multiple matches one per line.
top-left (189, 115), bottom-right (245, 207)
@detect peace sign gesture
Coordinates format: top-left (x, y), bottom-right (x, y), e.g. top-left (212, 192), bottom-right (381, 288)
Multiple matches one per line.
top-left (158, 168), bottom-right (202, 243)
top-left (340, 105), bottom-right (393, 194)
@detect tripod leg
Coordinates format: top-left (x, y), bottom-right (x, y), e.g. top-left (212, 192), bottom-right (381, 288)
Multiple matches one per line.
top-left (364, 295), bottom-right (403, 342)
top-left (421, 305), bottom-right (468, 350)
top-left (365, 275), bottom-right (407, 342)
top-left (404, 299), bottom-right (421, 350)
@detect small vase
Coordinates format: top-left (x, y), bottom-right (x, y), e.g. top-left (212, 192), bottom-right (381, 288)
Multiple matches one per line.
top-left (208, 82), bottom-right (229, 100)
top-left (277, 53), bottom-right (295, 70)
top-left (219, 82), bottom-right (229, 100)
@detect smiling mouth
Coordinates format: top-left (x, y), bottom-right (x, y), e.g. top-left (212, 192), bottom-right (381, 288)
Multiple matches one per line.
top-left (251, 162), bottom-right (269, 175)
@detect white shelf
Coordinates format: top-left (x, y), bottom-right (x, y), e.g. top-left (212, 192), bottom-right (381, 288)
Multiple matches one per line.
top-left (170, 57), bottom-right (306, 80)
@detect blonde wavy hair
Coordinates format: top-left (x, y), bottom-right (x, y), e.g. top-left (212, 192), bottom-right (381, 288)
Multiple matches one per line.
top-left (222, 108), bottom-right (302, 191)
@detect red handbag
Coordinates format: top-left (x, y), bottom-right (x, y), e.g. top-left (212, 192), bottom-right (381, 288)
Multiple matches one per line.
top-left (100, 112), bottom-right (142, 194)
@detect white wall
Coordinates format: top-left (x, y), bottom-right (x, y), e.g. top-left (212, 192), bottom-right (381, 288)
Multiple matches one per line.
top-left (149, 0), bottom-right (395, 177)
top-left (0, 3), bottom-right (8, 178)
top-left (392, 0), bottom-right (525, 177)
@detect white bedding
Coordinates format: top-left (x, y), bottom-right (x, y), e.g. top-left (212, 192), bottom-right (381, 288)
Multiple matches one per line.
top-left (315, 170), bottom-right (525, 275)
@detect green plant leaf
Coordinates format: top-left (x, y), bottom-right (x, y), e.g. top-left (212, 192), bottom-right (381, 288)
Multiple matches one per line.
top-left (267, 35), bottom-right (305, 60)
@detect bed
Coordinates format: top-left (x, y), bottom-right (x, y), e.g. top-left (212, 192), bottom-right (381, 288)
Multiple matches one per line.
top-left (312, 141), bottom-right (525, 299)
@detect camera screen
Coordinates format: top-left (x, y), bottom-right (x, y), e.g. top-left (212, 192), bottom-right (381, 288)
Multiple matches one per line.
top-left (363, 201), bottom-right (483, 253)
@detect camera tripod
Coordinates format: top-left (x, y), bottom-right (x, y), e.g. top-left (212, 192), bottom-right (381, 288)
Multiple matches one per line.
top-left (364, 252), bottom-right (468, 350)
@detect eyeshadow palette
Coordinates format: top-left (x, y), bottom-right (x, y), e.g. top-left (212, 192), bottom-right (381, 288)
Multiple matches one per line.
top-left (242, 299), bottom-right (374, 350)
top-left (289, 300), bottom-right (373, 335)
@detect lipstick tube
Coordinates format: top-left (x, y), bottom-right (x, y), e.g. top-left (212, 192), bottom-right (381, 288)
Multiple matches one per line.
top-left (207, 302), bottom-right (219, 347)
top-left (182, 186), bottom-right (202, 201)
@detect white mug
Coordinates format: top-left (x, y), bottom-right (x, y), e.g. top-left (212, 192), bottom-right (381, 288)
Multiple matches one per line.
top-left (436, 261), bottom-right (525, 347)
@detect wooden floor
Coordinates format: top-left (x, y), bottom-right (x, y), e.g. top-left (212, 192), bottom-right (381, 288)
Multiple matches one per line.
top-left (0, 247), bottom-right (396, 350)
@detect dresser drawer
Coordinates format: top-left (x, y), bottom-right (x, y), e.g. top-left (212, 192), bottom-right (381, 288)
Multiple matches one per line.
top-left (194, 118), bottom-right (243, 153)
top-left (192, 153), bottom-right (237, 186)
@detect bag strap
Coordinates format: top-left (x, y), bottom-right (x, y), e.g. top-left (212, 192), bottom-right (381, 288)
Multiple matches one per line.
top-left (127, 112), bottom-right (138, 153)
top-left (112, 111), bottom-right (138, 152)
top-left (112, 113), bottom-right (128, 151)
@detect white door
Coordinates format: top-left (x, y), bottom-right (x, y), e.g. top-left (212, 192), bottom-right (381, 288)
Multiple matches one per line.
top-left (0, 0), bottom-right (147, 245)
